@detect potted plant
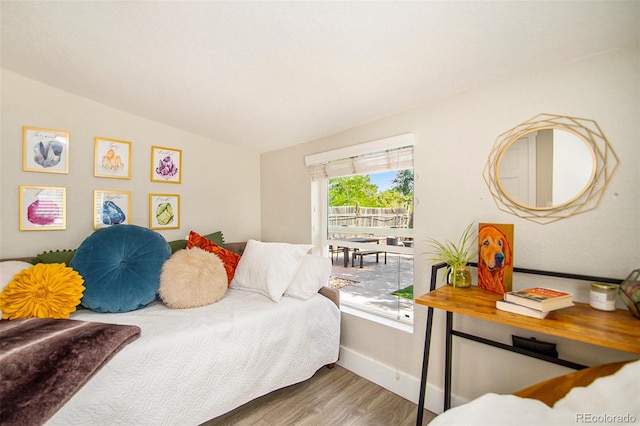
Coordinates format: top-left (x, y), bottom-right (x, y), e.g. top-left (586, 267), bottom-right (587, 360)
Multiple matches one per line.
top-left (427, 222), bottom-right (477, 288)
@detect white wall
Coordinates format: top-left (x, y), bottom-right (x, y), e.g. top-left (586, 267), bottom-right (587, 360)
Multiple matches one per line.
top-left (0, 70), bottom-right (261, 258)
top-left (2, 46), bottom-right (638, 411)
top-left (261, 47), bottom-right (640, 409)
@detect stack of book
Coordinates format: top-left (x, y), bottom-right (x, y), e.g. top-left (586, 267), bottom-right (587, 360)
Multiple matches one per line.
top-left (496, 287), bottom-right (574, 319)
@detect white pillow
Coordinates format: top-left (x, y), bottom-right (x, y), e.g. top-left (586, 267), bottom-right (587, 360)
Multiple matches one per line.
top-left (230, 239), bottom-right (312, 302)
top-left (554, 359), bottom-right (640, 416)
top-left (428, 393), bottom-right (564, 426)
top-left (285, 254), bottom-right (332, 300)
top-left (1, 261), bottom-right (34, 292)
top-left (430, 361), bottom-right (640, 426)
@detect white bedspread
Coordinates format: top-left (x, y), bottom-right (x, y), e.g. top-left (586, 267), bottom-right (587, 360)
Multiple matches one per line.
top-left (430, 359), bottom-right (640, 426)
top-left (46, 289), bottom-right (340, 426)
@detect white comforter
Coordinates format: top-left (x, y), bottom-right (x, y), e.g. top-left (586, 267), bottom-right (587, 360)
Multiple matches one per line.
top-left (47, 289), bottom-right (340, 426)
top-left (430, 359), bottom-right (640, 426)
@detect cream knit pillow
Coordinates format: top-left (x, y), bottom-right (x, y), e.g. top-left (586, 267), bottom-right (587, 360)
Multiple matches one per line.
top-left (159, 247), bottom-right (227, 309)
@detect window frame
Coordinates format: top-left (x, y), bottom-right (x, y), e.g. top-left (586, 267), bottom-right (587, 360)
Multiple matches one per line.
top-left (307, 134), bottom-right (415, 326)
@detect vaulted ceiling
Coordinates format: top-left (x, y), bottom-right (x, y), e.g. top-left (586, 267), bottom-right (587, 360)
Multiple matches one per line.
top-left (2, 1), bottom-right (638, 153)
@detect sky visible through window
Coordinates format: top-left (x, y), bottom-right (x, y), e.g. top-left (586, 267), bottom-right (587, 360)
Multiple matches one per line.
top-left (368, 171), bottom-right (396, 191)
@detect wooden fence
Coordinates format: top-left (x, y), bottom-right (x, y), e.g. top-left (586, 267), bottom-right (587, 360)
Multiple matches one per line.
top-left (328, 206), bottom-right (412, 229)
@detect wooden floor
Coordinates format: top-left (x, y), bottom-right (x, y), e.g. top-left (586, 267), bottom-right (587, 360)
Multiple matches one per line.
top-left (202, 365), bottom-right (437, 426)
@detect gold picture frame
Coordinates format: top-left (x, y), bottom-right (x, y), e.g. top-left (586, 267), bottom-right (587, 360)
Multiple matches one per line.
top-left (22, 126), bottom-right (69, 173)
top-left (149, 193), bottom-right (180, 230)
top-left (94, 190), bottom-right (131, 229)
top-left (94, 137), bottom-right (132, 179)
top-left (151, 146), bottom-right (182, 183)
top-left (19, 185), bottom-right (66, 231)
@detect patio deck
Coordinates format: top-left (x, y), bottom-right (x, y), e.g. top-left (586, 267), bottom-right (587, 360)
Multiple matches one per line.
top-left (330, 251), bottom-right (414, 321)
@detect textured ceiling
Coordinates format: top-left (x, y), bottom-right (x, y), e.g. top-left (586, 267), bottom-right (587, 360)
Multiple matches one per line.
top-left (2, 1), bottom-right (638, 153)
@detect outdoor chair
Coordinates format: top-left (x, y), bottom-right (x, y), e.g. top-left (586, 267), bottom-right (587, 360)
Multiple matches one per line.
top-left (329, 245), bottom-right (342, 264)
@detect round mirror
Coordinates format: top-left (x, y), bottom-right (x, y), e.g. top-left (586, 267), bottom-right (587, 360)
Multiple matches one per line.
top-left (496, 128), bottom-right (596, 210)
top-left (483, 114), bottom-right (619, 224)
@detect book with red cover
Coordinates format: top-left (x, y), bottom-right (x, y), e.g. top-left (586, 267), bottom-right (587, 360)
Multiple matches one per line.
top-left (504, 287), bottom-right (574, 312)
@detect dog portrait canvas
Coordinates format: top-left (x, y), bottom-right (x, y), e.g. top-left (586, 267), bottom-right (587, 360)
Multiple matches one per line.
top-left (478, 223), bottom-right (514, 294)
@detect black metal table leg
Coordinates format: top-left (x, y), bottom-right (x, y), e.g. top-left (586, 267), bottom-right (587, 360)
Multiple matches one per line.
top-left (444, 311), bottom-right (453, 411)
top-left (416, 305), bottom-right (434, 426)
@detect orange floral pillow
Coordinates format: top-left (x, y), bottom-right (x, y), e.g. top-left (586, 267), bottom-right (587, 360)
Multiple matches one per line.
top-left (186, 231), bottom-right (241, 286)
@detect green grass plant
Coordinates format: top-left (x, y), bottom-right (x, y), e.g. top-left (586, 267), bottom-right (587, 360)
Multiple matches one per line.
top-left (426, 222), bottom-right (477, 287)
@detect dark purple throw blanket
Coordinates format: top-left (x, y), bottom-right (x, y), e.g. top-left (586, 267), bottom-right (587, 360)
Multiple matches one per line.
top-left (0, 318), bottom-right (141, 426)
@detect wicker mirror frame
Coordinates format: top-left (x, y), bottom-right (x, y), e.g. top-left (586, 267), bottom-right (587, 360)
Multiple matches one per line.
top-left (483, 113), bottom-right (619, 224)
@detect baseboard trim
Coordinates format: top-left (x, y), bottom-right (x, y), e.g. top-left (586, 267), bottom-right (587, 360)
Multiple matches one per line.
top-left (337, 345), bottom-right (467, 415)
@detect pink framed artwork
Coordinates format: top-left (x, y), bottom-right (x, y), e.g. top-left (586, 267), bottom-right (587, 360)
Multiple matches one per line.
top-left (19, 185), bottom-right (66, 231)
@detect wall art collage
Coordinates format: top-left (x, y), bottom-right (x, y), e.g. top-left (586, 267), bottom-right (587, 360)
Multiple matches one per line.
top-left (20, 126), bottom-right (182, 231)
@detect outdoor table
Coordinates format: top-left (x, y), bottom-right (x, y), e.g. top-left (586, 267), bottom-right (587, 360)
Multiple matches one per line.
top-left (336, 237), bottom-right (380, 267)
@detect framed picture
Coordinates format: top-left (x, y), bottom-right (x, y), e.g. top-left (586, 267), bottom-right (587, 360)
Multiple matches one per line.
top-left (22, 126), bottom-right (69, 173)
top-left (478, 223), bottom-right (514, 294)
top-left (94, 137), bottom-right (131, 179)
top-left (19, 186), bottom-right (66, 231)
top-left (149, 193), bottom-right (180, 229)
top-left (94, 190), bottom-right (131, 229)
top-left (151, 146), bottom-right (182, 183)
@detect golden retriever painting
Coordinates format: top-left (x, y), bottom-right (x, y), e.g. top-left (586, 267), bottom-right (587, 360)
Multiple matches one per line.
top-left (478, 223), bottom-right (514, 294)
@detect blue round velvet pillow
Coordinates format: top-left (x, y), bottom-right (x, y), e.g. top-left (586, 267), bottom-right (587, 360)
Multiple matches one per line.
top-left (70, 225), bottom-right (171, 313)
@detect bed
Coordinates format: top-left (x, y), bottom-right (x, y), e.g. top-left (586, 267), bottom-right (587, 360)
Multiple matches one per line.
top-left (429, 359), bottom-right (640, 425)
top-left (47, 289), bottom-right (340, 425)
top-left (0, 229), bottom-right (341, 426)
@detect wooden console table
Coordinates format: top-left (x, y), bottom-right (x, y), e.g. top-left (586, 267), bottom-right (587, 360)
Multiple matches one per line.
top-left (414, 263), bottom-right (640, 425)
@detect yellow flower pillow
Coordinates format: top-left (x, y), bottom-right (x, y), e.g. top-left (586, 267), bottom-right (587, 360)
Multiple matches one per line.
top-left (0, 263), bottom-right (85, 320)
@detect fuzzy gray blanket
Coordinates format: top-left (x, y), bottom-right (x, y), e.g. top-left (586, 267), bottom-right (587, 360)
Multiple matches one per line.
top-left (0, 318), bottom-right (141, 426)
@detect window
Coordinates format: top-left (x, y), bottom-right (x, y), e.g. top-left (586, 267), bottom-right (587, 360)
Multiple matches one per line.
top-left (306, 134), bottom-right (414, 325)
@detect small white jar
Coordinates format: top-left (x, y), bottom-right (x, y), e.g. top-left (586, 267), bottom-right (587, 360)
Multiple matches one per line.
top-left (590, 283), bottom-right (618, 311)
